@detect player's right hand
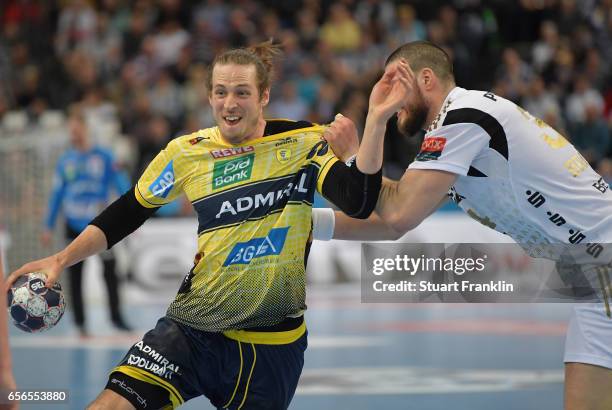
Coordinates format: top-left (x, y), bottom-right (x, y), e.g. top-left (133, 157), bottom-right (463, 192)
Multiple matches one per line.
top-left (3, 254), bottom-right (64, 291)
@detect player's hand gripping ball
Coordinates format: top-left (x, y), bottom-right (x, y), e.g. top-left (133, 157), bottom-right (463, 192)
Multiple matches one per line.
top-left (6, 272), bottom-right (65, 333)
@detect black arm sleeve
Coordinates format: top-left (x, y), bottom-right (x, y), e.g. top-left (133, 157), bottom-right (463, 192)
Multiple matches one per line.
top-left (89, 187), bottom-right (159, 249)
top-left (321, 161), bottom-right (382, 219)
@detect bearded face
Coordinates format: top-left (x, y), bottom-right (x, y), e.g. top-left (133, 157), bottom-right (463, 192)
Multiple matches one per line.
top-left (395, 83), bottom-right (428, 136)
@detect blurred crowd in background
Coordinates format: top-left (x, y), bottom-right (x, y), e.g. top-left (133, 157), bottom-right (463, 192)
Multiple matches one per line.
top-left (1, 0), bottom-right (611, 198)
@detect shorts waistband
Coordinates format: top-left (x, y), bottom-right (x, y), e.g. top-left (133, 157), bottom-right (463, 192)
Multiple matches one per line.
top-left (223, 316), bottom-right (306, 345)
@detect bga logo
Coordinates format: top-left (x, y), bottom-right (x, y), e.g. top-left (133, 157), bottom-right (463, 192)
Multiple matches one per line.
top-left (223, 227), bottom-right (289, 266)
top-left (276, 148), bottom-right (291, 163)
top-left (416, 137), bottom-right (446, 162)
top-left (210, 146), bottom-right (254, 159)
top-left (149, 161), bottom-right (175, 198)
top-left (213, 153), bottom-right (254, 189)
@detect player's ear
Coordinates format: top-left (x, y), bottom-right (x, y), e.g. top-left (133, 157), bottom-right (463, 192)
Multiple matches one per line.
top-left (261, 88), bottom-right (270, 107)
top-left (420, 68), bottom-right (435, 91)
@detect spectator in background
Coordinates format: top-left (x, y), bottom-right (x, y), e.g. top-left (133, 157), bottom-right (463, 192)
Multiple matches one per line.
top-left (494, 47), bottom-right (534, 103)
top-left (148, 69), bottom-right (184, 127)
top-left (121, 10), bottom-right (149, 61)
top-left (388, 4), bottom-right (427, 47)
top-left (542, 43), bottom-right (576, 94)
top-left (320, 4), bottom-right (362, 52)
top-left (268, 81), bottom-right (309, 120)
top-left (532, 20), bottom-right (559, 73)
top-left (566, 77), bottom-right (604, 124)
top-left (597, 158), bottom-right (612, 184)
top-left (152, 19), bottom-right (189, 68)
top-left (135, 114), bottom-right (171, 180)
top-left (295, 9), bottom-right (319, 52)
top-left (42, 108), bottom-right (130, 337)
top-left (569, 102), bottom-right (610, 166)
top-left (55, 0), bottom-right (97, 56)
top-left (295, 57), bottom-right (323, 107)
top-left (523, 75), bottom-right (563, 123)
top-left (582, 48), bottom-right (609, 91)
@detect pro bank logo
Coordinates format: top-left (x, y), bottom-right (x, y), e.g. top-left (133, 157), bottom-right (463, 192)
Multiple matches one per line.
top-left (223, 227), bottom-right (289, 266)
top-left (149, 160), bottom-right (174, 198)
top-left (213, 153), bottom-right (254, 190)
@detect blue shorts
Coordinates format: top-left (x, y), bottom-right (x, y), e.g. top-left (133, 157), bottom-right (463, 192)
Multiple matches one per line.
top-left (106, 316), bottom-right (308, 409)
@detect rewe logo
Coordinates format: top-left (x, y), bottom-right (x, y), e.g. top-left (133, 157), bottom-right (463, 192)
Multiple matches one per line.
top-left (149, 161), bottom-right (175, 198)
top-left (212, 154), bottom-right (254, 189)
top-left (223, 227), bottom-right (289, 266)
top-left (210, 146), bottom-right (254, 159)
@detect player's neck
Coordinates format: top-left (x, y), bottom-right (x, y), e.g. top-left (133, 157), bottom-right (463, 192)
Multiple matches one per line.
top-left (236, 118), bottom-right (267, 144)
top-left (424, 86), bottom-right (454, 130)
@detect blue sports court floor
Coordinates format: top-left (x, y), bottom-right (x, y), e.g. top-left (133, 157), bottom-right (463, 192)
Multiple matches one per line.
top-left (9, 284), bottom-right (570, 409)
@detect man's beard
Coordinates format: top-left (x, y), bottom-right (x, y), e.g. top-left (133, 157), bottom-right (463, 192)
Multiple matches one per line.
top-left (397, 98), bottom-right (428, 137)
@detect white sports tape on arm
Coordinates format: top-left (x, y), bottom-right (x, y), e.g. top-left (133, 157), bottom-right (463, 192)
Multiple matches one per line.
top-left (312, 208), bottom-right (336, 241)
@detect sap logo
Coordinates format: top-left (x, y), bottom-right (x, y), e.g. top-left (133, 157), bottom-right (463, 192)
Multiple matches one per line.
top-left (224, 227), bottom-right (289, 266)
top-left (215, 173), bottom-right (308, 219)
top-left (210, 146), bottom-right (254, 159)
top-left (149, 161), bottom-right (174, 198)
top-left (212, 153), bottom-right (254, 189)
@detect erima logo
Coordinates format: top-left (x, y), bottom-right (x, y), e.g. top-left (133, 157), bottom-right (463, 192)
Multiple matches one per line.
top-left (275, 137), bottom-right (297, 147)
top-left (210, 146), bottom-right (254, 159)
top-left (149, 161), bottom-right (174, 198)
top-left (224, 227), bottom-right (289, 266)
top-left (215, 172), bottom-right (308, 219)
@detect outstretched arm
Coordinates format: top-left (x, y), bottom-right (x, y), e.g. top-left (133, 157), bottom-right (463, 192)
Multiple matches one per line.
top-left (377, 169), bottom-right (456, 232)
top-left (4, 189), bottom-right (158, 290)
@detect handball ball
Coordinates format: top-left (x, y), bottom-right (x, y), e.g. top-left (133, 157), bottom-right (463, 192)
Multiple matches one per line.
top-left (6, 272), bottom-right (65, 333)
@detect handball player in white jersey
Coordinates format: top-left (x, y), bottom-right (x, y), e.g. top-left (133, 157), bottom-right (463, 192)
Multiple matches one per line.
top-left (314, 41), bottom-right (612, 409)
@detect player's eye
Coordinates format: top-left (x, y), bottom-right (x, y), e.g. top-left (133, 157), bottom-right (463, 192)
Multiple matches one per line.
top-left (215, 89), bottom-right (226, 96)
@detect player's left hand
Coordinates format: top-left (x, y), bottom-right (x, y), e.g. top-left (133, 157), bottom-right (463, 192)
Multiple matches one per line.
top-left (323, 113), bottom-right (359, 162)
top-left (368, 59), bottom-right (414, 121)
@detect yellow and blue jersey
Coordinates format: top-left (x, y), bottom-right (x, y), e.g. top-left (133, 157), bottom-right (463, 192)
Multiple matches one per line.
top-left (134, 120), bottom-right (339, 333)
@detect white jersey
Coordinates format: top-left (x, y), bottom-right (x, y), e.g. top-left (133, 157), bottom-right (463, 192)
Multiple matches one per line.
top-left (409, 87), bottom-right (612, 257)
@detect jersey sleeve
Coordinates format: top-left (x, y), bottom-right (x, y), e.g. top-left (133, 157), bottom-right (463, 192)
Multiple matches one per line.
top-left (408, 122), bottom-right (489, 176)
top-left (134, 139), bottom-right (190, 208)
top-left (309, 140), bottom-right (341, 194)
